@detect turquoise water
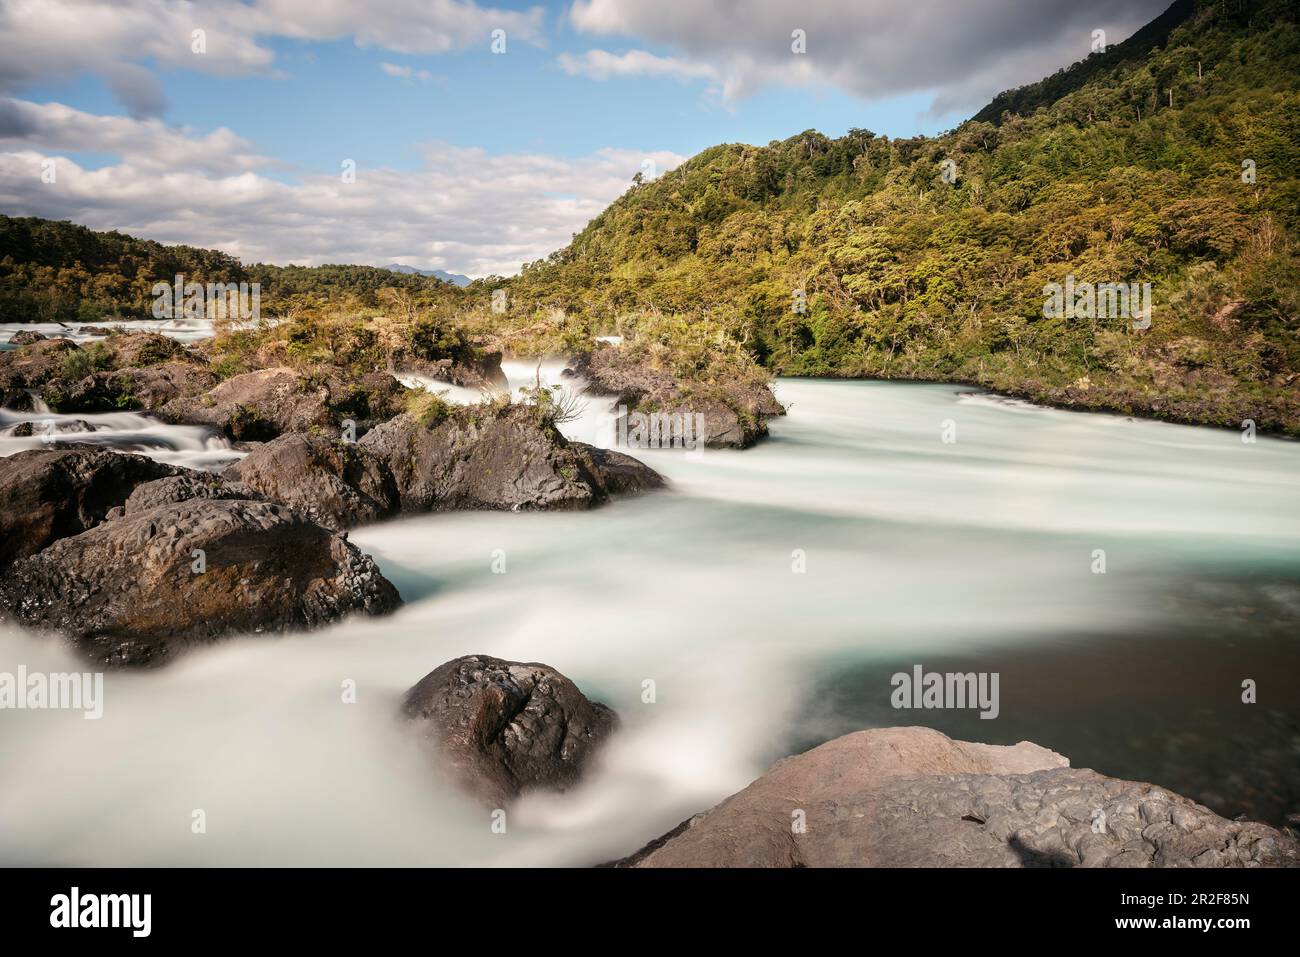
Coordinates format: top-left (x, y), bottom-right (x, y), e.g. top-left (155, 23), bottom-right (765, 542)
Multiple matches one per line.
top-left (0, 378), bottom-right (1297, 864)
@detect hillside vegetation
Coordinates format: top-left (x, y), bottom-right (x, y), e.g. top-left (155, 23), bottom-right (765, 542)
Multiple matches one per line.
top-left (496, 0), bottom-right (1300, 432)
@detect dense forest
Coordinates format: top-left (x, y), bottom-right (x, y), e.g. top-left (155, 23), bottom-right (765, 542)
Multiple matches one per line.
top-left (2, 0), bottom-right (1297, 432)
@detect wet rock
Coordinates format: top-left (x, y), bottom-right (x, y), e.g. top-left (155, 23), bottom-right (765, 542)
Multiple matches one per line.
top-left (571, 442), bottom-right (667, 497)
top-left (403, 654), bottom-right (617, 806)
top-left (8, 329), bottom-right (46, 346)
top-left (360, 404), bottom-right (663, 512)
top-left (0, 499), bottom-right (402, 668)
top-left (0, 448), bottom-right (182, 569)
top-left (222, 432), bottom-right (399, 530)
top-left (614, 727), bottom-right (1300, 868)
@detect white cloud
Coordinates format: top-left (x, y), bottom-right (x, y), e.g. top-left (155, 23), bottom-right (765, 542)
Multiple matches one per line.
top-left (0, 99), bottom-right (683, 277)
top-left (567, 0), bottom-right (1171, 114)
top-left (0, 0), bottom-right (544, 116)
top-left (557, 49), bottom-right (719, 85)
top-left (0, 99), bottom-right (275, 175)
top-left (379, 63), bottom-right (438, 83)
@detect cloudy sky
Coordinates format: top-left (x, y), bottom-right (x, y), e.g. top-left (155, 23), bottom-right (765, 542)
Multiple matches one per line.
top-left (0, 0), bottom-right (1170, 277)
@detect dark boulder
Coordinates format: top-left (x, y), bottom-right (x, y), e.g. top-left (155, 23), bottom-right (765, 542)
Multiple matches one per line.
top-left (222, 432), bottom-right (399, 530)
top-left (0, 499), bottom-right (401, 668)
top-left (403, 654), bottom-right (617, 806)
top-left (0, 448), bottom-right (182, 569)
top-left (571, 442), bottom-right (666, 497)
top-left (7, 329), bottom-right (46, 346)
top-left (360, 404), bottom-right (663, 513)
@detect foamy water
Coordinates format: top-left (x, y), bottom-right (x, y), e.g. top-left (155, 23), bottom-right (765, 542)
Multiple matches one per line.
top-left (1, 378), bottom-right (1298, 864)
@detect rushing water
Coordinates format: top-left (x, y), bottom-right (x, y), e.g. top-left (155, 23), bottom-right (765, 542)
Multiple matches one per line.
top-left (1, 374), bottom-right (1298, 865)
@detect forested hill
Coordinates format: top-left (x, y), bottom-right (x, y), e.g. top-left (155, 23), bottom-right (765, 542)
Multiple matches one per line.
top-left (505, 0), bottom-right (1300, 432)
top-left (0, 216), bottom-right (452, 323)
top-left (970, 0), bottom-right (1198, 124)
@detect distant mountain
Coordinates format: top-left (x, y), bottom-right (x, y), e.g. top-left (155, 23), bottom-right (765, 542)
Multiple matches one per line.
top-left (384, 263), bottom-right (472, 287)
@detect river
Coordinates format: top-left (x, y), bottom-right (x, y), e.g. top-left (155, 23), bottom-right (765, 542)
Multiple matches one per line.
top-left (1, 371), bottom-right (1297, 865)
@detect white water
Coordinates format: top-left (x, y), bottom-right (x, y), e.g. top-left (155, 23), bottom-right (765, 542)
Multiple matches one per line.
top-left (0, 317), bottom-right (236, 349)
top-left (0, 406), bottom-right (241, 471)
top-left (1, 378), bottom-right (1298, 865)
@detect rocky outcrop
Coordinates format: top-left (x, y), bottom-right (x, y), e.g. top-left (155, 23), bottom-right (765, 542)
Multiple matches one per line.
top-left (0, 498), bottom-right (401, 668)
top-left (2, 331), bottom-right (215, 413)
top-left (615, 727), bottom-right (1300, 868)
top-left (159, 366), bottom-right (410, 440)
top-left (47, 362), bottom-right (217, 412)
top-left (7, 329), bottom-right (45, 346)
top-left (575, 342), bottom-right (784, 449)
top-left (222, 432), bottom-right (399, 530)
top-left (98, 331), bottom-right (186, 368)
top-left (360, 404), bottom-right (663, 512)
top-left (0, 337), bottom-right (78, 404)
top-left (0, 448), bottom-right (182, 569)
top-left (403, 654), bottom-right (617, 806)
top-left (158, 367), bottom-right (333, 440)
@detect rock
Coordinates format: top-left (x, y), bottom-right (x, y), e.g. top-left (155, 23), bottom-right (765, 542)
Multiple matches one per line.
top-left (614, 727), bottom-right (1300, 868)
top-left (402, 654), bottom-right (617, 806)
top-left (0, 337), bottom-right (79, 397)
top-left (99, 332), bottom-right (187, 368)
top-left (7, 329), bottom-right (46, 346)
top-left (571, 442), bottom-right (667, 497)
top-left (46, 361), bottom-right (217, 412)
top-left (576, 342), bottom-right (784, 449)
top-left (222, 432), bottom-right (399, 530)
top-left (360, 404), bottom-right (663, 512)
top-left (121, 473), bottom-right (261, 514)
top-left (159, 367), bottom-right (333, 440)
top-left (159, 366), bottom-right (410, 440)
top-left (403, 352), bottom-right (508, 392)
top-left (0, 448), bottom-right (183, 569)
top-left (1, 389), bottom-right (39, 411)
top-left (0, 499), bottom-right (402, 668)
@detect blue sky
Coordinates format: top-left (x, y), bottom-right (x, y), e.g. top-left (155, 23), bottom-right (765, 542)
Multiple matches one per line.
top-left (0, 0), bottom-right (1169, 275)
top-left (21, 17), bottom-right (961, 173)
